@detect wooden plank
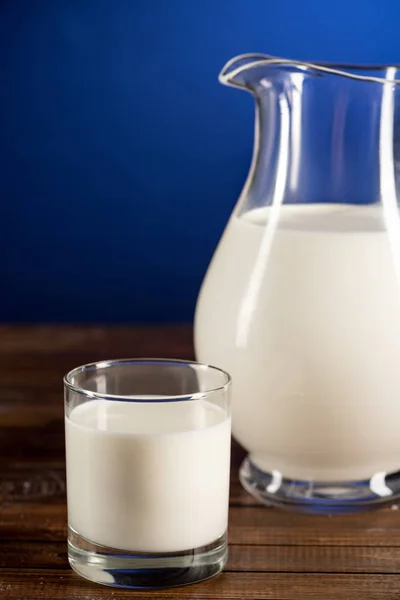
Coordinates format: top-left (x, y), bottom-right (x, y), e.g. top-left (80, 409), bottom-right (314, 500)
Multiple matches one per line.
top-left (2, 541), bottom-right (400, 574)
top-left (0, 542), bottom-right (67, 570)
top-left (0, 437), bottom-right (252, 505)
top-left (0, 428), bottom-right (65, 466)
top-left (0, 438), bottom-right (253, 508)
top-left (0, 504), bottom-right (67, 541)
top-left (228, 506), bottom-right (400, 547)
top-left (0, 325), bottom-right (193, 357)
top-left (0, 427), bottom-right (251, 502)
top-left (0, 456), bottom-right (257, 511)
top-left (0, 429), bottom-right (243, 454)
top-left (0, 465), bottom-right (257, 507)
top-left (0, 404), bottom-right (63, 429)
top-left (229, 480), bottom-right (261, 507)
top-left (0, 468), bottom-right (66, 504)
top-left (227, 545), bottom-right (400, 573)
top-left (0, 326), bottom-right (193, 394)
top-left (0, 570), bottom-right (399, 599)
top-left (3, 504), bottom-right (400, 548)
top-left (0, 428), bottom-right (244, 472)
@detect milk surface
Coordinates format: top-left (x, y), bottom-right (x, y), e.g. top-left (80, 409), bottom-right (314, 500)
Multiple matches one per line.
top-left (66, 399), bottom-right (231, 552)
top-left (195, 204), bottom-right (400, 482)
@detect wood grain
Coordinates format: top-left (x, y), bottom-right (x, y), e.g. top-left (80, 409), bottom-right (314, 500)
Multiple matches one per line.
top-left (0, 449), bottom-right (254, 506)
top-left (2, 325), bottom-right (400, 600)
top-left (2, 541), bottom-right (400, 574)
top-left (0, 571), bottom-right (399, 600)
top-left (0, 325), bottom-right (193, 358)
top-left (2, 502), bottom-right (400, 548)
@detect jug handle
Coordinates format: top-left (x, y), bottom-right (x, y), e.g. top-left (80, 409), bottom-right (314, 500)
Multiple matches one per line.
top-left (219, 53), bottom-right (272, 86)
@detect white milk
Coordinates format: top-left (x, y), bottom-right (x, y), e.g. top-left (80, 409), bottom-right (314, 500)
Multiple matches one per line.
top-left (195, 204), bottom-right (400, 482)
top-left (65, 399), bottom-right (230, 553)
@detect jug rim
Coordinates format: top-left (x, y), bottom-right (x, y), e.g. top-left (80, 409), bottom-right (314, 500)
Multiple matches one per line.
top-left (220, 54), bottom-right (400, 87)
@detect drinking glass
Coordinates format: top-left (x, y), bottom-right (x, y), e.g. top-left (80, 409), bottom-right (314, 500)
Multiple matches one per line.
top-left (64, 358), bottom-right (231, 589)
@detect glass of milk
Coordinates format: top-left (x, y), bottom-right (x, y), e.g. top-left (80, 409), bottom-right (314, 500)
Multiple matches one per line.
top-left (64, 358), bottom-right (231, 589)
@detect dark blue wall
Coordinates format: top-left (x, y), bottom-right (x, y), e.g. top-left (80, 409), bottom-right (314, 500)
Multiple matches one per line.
top-left (1, 0), bottom-right (399, 322)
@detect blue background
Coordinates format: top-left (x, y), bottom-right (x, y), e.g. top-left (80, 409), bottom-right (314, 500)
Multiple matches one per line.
top-left (1, 0), bottom-right (399, 322)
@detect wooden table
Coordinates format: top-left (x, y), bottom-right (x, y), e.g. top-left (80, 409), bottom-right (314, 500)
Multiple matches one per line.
top-left (1, 325), bottom-right (400, 599)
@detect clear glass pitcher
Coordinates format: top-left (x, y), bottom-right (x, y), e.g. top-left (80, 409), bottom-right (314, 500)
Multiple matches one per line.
top-left (194, 54), bottom-right (400, 513)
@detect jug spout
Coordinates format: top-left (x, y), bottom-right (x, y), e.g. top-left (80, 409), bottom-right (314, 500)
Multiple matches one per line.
top-left (220, 53), bottom-right (400, 91)
top-left (219, 53), bottom-right (314, 91)
top-left (219, 54), bottom-right (275, 90)
top-left (219, 53), bottom-right (400, 208)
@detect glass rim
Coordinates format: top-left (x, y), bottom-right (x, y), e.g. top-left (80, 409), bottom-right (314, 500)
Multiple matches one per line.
top-left (220, 53), bottom-right (400, 86)
top-left (63, 357), bottom-right (232, 402)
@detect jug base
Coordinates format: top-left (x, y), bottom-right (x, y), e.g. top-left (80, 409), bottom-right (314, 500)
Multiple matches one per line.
top-left (239, 456), bottom-right (400, 514)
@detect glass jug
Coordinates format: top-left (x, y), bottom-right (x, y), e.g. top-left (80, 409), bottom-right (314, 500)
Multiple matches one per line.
top-left (194, 54), bottom-right (400, 513)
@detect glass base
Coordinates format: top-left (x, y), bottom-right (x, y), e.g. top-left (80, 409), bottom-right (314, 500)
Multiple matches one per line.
top-left (68, 528), bottom-right (227, 589)
top-left (239, 456), bottom-right (400, 514)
